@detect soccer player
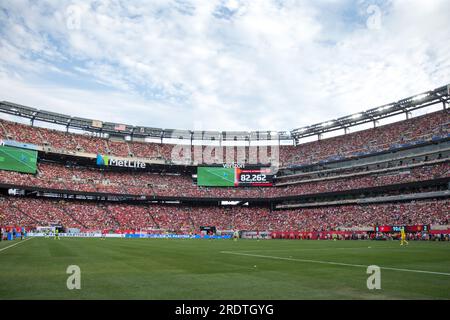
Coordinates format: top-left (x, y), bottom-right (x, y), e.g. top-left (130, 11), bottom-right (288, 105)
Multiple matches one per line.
top-left (233, 230), bottom-right (239, 241)
top-left (400, 227), bottom-right (408, 246)
top-left (54, 228), bottom-right (60, 240)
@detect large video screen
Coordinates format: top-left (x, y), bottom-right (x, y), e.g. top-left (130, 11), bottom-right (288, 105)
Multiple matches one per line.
top-left (0, 145), bottom-right (38, 174)
top-left (197, 166), bottom-right (273, 187)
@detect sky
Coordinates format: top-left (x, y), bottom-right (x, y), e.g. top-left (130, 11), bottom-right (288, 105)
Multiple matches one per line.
top-left (0, 0), bottom-right (449, 132)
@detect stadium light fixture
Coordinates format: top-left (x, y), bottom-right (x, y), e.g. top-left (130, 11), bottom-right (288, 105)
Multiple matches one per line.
top-left (412, 93), bottom-right (428, 101)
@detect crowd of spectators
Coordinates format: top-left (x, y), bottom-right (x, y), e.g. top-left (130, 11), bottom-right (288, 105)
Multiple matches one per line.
top-left (266, 200), bottom-right (449, 232)
top-left (1, 109), bottom-right (448, 166)
top-left (0, 197), bottom-right (448, 232)
top-left (0, 110), bottom-right (448, 234)
top-left (278, 156), bottom-right (448, 184)
top-left (280, 161), bottom-right (450, 196)
top-left (280, 110), bottom-right (449, 166)
top-left (0, 160), bottom-right (447, 199)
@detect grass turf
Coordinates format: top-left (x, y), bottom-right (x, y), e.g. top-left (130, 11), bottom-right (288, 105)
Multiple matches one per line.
top-left (0, 237), bottom-right (449, 299)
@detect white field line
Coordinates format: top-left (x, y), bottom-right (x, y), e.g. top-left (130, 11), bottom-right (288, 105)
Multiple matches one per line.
top-left (234, 246), bottom-right (444, 254)
top-left (220, 251), bottom-right (450, 276)
top-left (0, 237), bottom-right (33, 254)
top-left (234, 247), bottom-right (407, 253)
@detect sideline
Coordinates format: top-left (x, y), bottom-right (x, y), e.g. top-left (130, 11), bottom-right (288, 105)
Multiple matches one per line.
top-left (0, 237), bottom-right (33, 254)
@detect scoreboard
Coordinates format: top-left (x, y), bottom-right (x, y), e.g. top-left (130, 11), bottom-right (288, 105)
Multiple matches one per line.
top-left (0, 145), bottom-right (37, 174)
top-left (374, 225), bottom-right (430, 233)
top-left (237, 167), bottom-right (273, 187)
top-left (197, 165), bottom-right (274, 187)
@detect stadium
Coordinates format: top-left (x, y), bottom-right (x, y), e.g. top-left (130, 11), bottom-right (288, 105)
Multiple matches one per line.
top-left (1, 1), bottom-right (450, 306)
top-left (0, 85), bottom-right (449, 300)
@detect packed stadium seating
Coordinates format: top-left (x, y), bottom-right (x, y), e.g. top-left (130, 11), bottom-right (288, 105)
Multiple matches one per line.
top-left (0, 109), bottom-right (449, 234)
top-left (0, 109), bottom-right (448, 166)
top-left (280, 110), bottom-right (449, 166)
top-left (0, 159), bottom-right (447, 198)
top-left (0, 196), bottom-right (448, 232)
top-left (279, 161), bottom-right (450, 196)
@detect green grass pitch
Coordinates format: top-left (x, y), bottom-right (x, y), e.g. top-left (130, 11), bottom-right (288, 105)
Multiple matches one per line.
top-left (197, 167), bottom-right (235, 186)
top-left (0, 237), bottom-right (449, 299)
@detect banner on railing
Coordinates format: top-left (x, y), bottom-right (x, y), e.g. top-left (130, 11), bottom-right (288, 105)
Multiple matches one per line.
top-left (27, 232), bottom-right (232, 239)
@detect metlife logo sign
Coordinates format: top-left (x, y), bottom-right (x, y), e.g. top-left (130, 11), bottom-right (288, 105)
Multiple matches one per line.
top-left (96, 154), bottom-right (146, 169)
top-left (96, 154), bottom-right (109, 166)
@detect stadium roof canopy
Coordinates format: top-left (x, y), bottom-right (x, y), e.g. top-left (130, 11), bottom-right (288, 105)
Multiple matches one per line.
top-left (291, 84), bottom-right (450, 141)
top-left (0, 84), bottom-right (448, 144)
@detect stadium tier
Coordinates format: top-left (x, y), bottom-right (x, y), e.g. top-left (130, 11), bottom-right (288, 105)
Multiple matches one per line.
top-left (0, 159), bottom-right (448, 198)
top-left (0, 95), bottom-right (449, 234)
top-left (0, 109), bottom-right (448, 167)
top-left (0, 197), bottom-right (448, 233)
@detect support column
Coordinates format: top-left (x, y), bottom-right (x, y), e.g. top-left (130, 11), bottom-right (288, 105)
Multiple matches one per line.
top-left (405, 111), bottom-right (411, 120)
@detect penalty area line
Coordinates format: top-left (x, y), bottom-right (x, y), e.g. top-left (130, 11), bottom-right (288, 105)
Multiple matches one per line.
top-left (0, 237), bottom-right (33, 254)
top-left (220, 251), bottom-right (450, 276)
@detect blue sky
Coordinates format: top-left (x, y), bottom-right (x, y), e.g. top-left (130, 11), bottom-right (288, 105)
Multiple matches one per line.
top-left (0, 0), bottom-right (449, 132)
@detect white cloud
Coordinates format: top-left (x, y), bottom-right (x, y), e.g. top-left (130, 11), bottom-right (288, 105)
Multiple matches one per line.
top-left (0, 0), bottom-right (448, 132)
